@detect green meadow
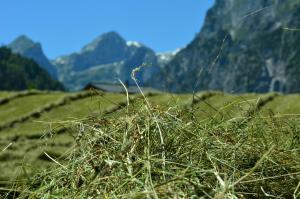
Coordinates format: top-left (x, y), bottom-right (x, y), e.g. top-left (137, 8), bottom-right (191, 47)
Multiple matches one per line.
top-left (0, 90), bottom-right (299, 198)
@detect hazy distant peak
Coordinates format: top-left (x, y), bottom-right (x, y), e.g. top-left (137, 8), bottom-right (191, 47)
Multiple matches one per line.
top-left (159, 48), bottom-right (181, 56)
top-left (8, 35), bottom-right (58, 79)
top-left (53, 56), bottom-right (68, 65)
top-left (94, 31), bottom-right (124, 43)
top-left (157, 48), bottom-right (182, 63)
top-left (8, 35), bottom-right (37, 53)
top-left (81, 31), bottom-right (126, 53)
top-left (52, 31), bottom-right (161, 90)
top-left (101, 31), bottom-right (122, 39)
top-left (12, 35), bottom-right (34, 44)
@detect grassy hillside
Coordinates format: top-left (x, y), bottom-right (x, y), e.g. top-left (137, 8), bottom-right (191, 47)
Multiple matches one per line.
top-left (0, 91), bottom-right (299, 198)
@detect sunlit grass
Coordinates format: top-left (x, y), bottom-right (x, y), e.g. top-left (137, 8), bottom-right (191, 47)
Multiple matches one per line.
top-left (0, 93), bottom-right (68, 125)
top-left (0, 91), bottom-right (299, 198)
top-left (16, 92), bottom-right (299, 198)
top-left (261, 94), bottom-right (300, 116)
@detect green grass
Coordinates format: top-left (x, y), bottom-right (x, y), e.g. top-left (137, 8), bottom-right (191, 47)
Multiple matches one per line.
top-left (0, 92), bottom-right (17, 99)
top-left (0, 91), bottom-right (299, 198)
top-left (105, 93), bottom-right (192, 121)
top-left (261, 94), bottom-right (300, 116)
top-left (0, 93), bottom-right (127, 137)
top-left (191, 93), bottom-right (263, 122)
top-left (15, 93), bottom-right (300, 198)
top-left (0, 92), bottom-right (131, 182)
top-left (0, 93), bottom-right (69, 125)
top-left (147, 93), bottom-right (192, 107)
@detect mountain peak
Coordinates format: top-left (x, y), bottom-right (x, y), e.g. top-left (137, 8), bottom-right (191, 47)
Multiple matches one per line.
top-left (8, 35), bottom-right (37, 53)
top-left (52, 31), bottom-right (161, 90)
top-left (81, 31), bottom-right (126, 53)
top-left (13, 35), bottom-right (34, 43)
top-left (8, 35), bottom-right (58, 79)
top-left (100, 31), bottom-right (122, 39)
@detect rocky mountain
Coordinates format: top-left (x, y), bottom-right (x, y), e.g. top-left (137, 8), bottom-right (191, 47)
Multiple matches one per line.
top-left (156, 48), bottom-right (181, 67)
top-left (53, 32), bottom-right (160, 91)
top-left (153, 0), bottom-right (300, 93)
top-left (8, 35), bottom-right (58, 79)
top-left (0, 47), bottom-right (64, 91)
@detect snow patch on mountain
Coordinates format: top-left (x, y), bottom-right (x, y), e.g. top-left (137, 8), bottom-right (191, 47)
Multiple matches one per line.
top-left (126, 41), bottom-right (143, 48)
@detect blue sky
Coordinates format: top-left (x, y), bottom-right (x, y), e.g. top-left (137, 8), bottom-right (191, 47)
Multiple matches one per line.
top-left (1, 0), bottom-right (214, 59)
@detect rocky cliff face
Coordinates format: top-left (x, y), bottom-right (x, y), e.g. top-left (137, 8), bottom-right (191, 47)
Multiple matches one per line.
top-left (53, 32), bottom-right (160, 90)
top-left (8, 35), bottom-right (58, 79)
top-left (154, 0), bottom-right (300, 93)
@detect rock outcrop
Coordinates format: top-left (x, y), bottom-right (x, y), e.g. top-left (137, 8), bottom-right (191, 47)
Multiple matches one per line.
top-left (153, 0), bottom-right (300, 93)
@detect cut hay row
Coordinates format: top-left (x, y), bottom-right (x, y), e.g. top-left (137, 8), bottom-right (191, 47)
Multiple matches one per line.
top-left (228, 92), bottom-right (279, 124)
top-left (186, 91), bottom-right (222, 108)
top-left (245, 92), bottom-right (279, 117)
top-left (0, 93), bottom-right (71, 126)
top-left (0, 92), bottom-right (135, 186)
top-left (261, 94), bottom-right (300, 116)
top-left (0, 91), bottom-right (100, 132)
top-left (0, 90), bottom-right (53, 106)
top-left (49, 92), bottom-right (160, 138)
top-left (103, 92), bottom-right (158, 115)
top-left (0, 92), bottom-right (159, 187)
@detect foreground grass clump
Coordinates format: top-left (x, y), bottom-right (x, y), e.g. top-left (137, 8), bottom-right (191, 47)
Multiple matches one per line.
top-left (19, 98), bottom-right (300, 198)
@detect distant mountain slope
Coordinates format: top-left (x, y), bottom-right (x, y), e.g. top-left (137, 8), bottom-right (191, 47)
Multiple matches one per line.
top-left (153, 0), bottom-right (300, 93)
top-left (8, 35), bottom-right (58, 79)
top-left (156, 49), bottom-right (181, 66)
top-left (53, 32), bottom-right (160, 91)
top-left (0, 47), bottom-right (64, 91)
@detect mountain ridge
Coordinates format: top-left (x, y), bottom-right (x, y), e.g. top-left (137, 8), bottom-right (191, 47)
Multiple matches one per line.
top-left (52, 31), bottom-right (161, 91)
top-left (8, 35), bottom-right (58, 79)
